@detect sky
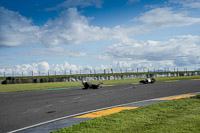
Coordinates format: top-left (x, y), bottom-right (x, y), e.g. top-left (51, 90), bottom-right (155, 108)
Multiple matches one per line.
top-left (0, 0), bottom-right (200, 76)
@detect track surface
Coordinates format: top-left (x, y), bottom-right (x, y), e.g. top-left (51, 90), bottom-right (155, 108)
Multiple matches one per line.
top-left (0, 80), bottom-right (200, 133)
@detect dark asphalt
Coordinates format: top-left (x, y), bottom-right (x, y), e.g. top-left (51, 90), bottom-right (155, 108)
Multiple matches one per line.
top-left (0, 80), bottom-right (200, 133)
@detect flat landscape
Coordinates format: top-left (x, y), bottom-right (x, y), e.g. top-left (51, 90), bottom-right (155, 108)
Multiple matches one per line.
top-left (1, 79), bottom-right (200, 133)
top-left (1, 0), bottom-right (200, 132)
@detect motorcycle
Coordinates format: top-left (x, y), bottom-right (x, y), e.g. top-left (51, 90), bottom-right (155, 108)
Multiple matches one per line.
top-left (82, 81), bottom-right (103, 89)
top-left (140, 78), bottom-right (155, 84)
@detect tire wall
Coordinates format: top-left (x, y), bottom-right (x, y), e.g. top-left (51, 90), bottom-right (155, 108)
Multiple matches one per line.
top-left (1, 72), bottom-right (200, 84)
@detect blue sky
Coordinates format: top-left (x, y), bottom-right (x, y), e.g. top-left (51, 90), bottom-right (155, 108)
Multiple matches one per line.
top-left (0, 0), bottom-right (200, 76)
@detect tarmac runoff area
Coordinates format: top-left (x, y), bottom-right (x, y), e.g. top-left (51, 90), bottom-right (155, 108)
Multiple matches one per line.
top-left (11, 92), bottom-right (200, 133)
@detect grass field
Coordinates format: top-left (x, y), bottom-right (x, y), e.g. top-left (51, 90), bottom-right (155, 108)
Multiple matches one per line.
top-left (52, 95), bottom-right (200, 133)
top-left (0, 75), bottom-right (200, 93)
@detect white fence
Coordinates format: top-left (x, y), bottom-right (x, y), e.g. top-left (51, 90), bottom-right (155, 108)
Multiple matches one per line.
top-left (1, 71), bottom-right (200, 84)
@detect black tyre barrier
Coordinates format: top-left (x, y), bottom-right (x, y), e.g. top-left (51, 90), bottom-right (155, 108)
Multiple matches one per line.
top-left (1, 72), bottom-right (200, 84)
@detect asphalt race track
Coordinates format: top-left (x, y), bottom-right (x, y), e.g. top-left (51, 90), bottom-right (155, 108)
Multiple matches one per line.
top-left (0, 80), bottom-right (200, 133)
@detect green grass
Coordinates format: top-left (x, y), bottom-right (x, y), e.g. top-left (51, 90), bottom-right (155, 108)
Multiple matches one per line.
top-left (154, 75), bottom-right (200, 82)
top-left (52, 95), bottom-right (200, 133)
top-left (0, 81), bottom-right (83, 93)
top-left (1, 75), bottom-right (200, 93)
top-left (0, 78), bottom-right (141, 93)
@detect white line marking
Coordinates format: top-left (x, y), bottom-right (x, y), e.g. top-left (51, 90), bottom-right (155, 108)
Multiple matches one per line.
top-left (8, 91), bottom-right (200, 133)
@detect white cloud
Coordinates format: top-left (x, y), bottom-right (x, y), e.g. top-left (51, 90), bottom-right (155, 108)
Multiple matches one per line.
top-left (102, 35), bottom-right (200, 68)
top-left (39, 8), bottom-right (131, 46)
top-left (40, 8), bottom-right (100, 46)
top-left (0, 7), bottom-right (200, 70)
top-left (185, 2), bottom-right (200, 8)
top-left (1, 32), bottom-right (200, 77)
top-left (37, 62), bottom-right (50, 72)
top-left (19, 47), bottom-right (87, 57)
top-left (0, 61), bottom-right (111, 76)
top-left (132, 8), bottom-right (200, 30)
top-left (46, 0), bottom-right (103, 11)
top-left (111, 60), bottom-right (175, 71)
top-left (0, 7), bottom-right (39, 47)
top-left (42, 7), bottom-right (200, 46)
top-left (14, 62), bottom-right (50, 75)
top-left (1, 7), bottom-right (200, 48)
top-left (169, 0), bottom-right (200, 9)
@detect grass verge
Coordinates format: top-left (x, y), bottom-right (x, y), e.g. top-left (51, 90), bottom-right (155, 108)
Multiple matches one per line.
top-left (0, 75), bottom-right (200, 93)
top-left (155, 75), bottom-right (200, 82)
top-left (0, 82), bottom-right (83, 93)
top-left (52, 95), bottom-right (200, 133)
top-left (0, 78), bottom-right (143, 93)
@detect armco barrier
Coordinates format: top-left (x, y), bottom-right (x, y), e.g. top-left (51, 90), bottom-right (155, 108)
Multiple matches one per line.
top-left (1, 71), bottom-right (200, 84)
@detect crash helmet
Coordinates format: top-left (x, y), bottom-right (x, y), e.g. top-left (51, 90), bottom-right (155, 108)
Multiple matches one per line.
top-left (82, 80), bottom-right (86, 84)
